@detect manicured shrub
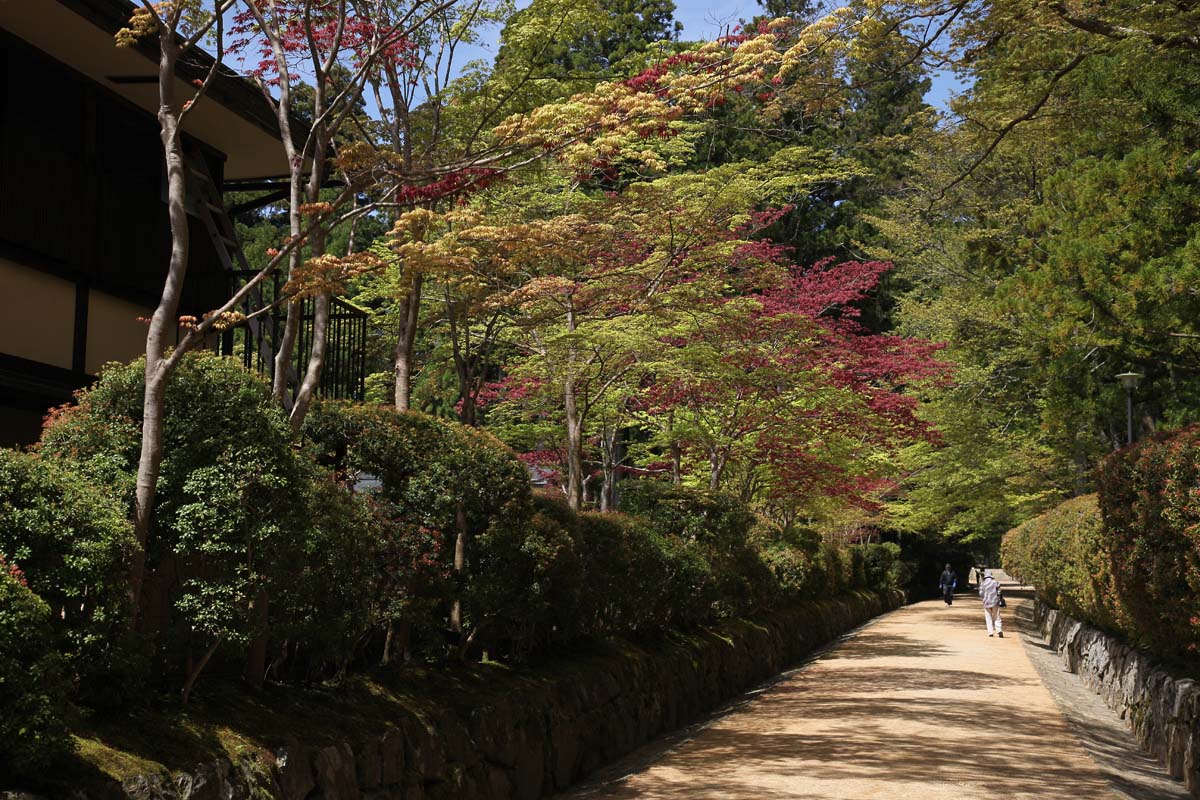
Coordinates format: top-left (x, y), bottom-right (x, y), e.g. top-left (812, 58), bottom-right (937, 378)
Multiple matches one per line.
top-left (0, 558), bottom-right (72, 776)
top-left (620, 482), bottom-right (772, 617)
top-left (860, 542), bottom-right (903, 589)
top-left (568, 506), bottom-right (670, 636)
top-left (570, 506), bottom-right (714, 635)
top-left (269, 476), bottom-right (387, 679)
top-left (1095, 426), bottom-right (1200, 659)
top-left (848, 545), bottom-right (868, 589)
top-left (0, 449), bottom-right (135, 701)
top-left (469, 495), bottom-right (584, 657)
top-left (304, 401), bottom-right (531, 537)
top-left (1001, 494), bottom-right (1113, 626)
top-left (751, 524), bottom-right (820, 602)
top-left (304, 402), bottom-right (535, 658)
top-left (40, 354), bottom-right (329, 694)
top-left (811, 541), bottom-right (855, 596)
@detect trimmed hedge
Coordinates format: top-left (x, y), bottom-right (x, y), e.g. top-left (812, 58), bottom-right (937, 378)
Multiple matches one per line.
top-left (1096, 426), bottom-right (1200, 660)
top-left (1001, 494), bottom-right (1117, 630)
top-left (304, 401), bottom-right (532, 539)
top-left (305, 401), bottom-right (538, 658)
top-left (620, 482), bottom-right (775, 619)
top-left (1003, 424), bottom-right (1200, 662)
top-left (9, 357), bottom-right (908, 751)
top-left (304, 402), bottom-right (899, 660)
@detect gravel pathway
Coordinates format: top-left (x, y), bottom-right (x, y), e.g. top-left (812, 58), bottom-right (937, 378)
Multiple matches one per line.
top-left (559, 577), bottom-right (1185, 799)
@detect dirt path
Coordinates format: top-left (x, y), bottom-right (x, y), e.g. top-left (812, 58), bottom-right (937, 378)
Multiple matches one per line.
top-left (561, 577), bottom-right (1154, 800)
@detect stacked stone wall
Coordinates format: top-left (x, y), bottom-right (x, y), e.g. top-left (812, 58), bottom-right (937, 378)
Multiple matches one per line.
top-left (1032, 600), bottom-right (1200, 796)
top-left (94, 590), bottom-right (903, 800)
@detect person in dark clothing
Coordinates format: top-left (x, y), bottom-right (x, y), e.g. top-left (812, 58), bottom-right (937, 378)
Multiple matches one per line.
top-left (939, 564), bottom-right (957, 605)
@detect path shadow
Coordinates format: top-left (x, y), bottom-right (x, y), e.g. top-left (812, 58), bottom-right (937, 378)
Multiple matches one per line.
top-left (1013, 599), bottom-right (1190, 800)
top-left (774, 666), bottom-right (1024, 699)
top-left (572, 689), bottom-right (1107, 799)
top-left (921, 609), bottom-right (999, 634)
top-left (823, 634), bottom-right (951, 661)
top-left (566, 582), bottom-right (1147, 800)
top-left (564, 596), bottom-right (1087, 800)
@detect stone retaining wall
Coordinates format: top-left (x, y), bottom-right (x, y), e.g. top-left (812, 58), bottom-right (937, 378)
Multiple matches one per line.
top-left (105, 590), bottom-right (904, 800)
top-left (1031, 599), bottom-right (1200, 796)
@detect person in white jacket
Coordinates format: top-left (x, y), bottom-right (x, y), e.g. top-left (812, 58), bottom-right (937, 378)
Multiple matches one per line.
top-left (978, 570), bottom-right (1003, 637)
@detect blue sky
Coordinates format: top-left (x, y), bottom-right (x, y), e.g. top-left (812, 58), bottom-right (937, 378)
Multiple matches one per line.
top-left (672, 0), bottom-right (753, 38)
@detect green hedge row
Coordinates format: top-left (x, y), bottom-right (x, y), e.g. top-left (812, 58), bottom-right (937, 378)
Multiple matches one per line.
top-left (1000, 494), bottom-right (1116, 626)
top-left (1096, 426), bottom-right (1200, 660)
top-left (1003, 424), bottom-right (1200, 662)
top-left (0, 354), bottom-right (903, 776)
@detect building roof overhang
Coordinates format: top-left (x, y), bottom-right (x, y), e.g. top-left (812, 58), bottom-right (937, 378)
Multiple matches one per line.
top-left (2, 0), bottom-right (293, 180)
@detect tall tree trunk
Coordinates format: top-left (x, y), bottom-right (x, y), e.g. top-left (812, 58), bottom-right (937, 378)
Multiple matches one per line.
top-left (394, 274), bottom-right (423, 411)
top-left (600, 464), bottom-right (614, 512)
top-left (273, 301), bottom-right (300, 404)
top-left (283, 64), bottom-right (334, 432)
top-left (449, 500), bottom-right (468, 638)
top-left (290, 292), bottom-right (331, 432)
top-left (242, 586), bottom-right (269, 689)
top-left (131, 33), bottom-right (187, 617)
top-left (132, 371), bottom-right (168, 618)
top-left (446, 285), bottom-right (477, 426)
top-left (663, 411), bottom-right (682, 486)
top-left (381, 620), bottom-right (411, 665)
top-left (563, 302), bottom-right (584, 511)
top-left (460, 392), bottom-right (477, 426)
top-left (181, 634), bottom-right (223, 704)
top-left (270, 117), bottom-right (303, 406)
top-left (565, 382), bottom-right (584, 512)
top-left (599, 425), bottom-right (619, 512)
top-left (708, 448), bottom-right (728, 490)
top-left (269, 100), bottom-right (301, 405)
top-left (381, 620), bottom-right (395, 665)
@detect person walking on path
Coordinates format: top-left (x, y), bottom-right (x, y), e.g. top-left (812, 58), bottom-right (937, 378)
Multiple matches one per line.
top-left (979, 569), bottom-right (1004, 637)
top-left (939, 563), bottom-right (957, 606)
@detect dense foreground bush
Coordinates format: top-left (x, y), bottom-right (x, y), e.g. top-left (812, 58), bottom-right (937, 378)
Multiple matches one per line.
top-left (305, 401), bottom-right (539, 658)
top-left (0, 449), bottom-right (135, 705)
top-left (39, 355), bottom-right (380, 692)
top-left (2, 356), bottom-right (905, 778)
top-left (1004, 425), bottom-right (1200, 661)
top-left (0, 559), bottom-right (71, 774)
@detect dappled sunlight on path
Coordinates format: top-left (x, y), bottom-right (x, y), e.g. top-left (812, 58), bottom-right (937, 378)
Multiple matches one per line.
top-left (562, 577), bottom-right (1130, 799)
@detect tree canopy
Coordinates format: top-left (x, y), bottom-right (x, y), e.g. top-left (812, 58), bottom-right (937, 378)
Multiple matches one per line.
top-left (124, 0), bottom-right (1200, 554)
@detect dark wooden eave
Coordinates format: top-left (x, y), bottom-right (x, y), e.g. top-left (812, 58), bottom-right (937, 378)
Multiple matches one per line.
top-left (55, 0), bottom-right (288, 141)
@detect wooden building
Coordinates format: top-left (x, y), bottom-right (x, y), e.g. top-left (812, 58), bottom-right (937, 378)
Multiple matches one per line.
top-left (0, 0), bottom-right (365, 446)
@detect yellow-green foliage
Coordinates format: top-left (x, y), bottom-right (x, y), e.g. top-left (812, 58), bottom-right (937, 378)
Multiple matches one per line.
top-left (1001, 494), bottom-right (1118, 631)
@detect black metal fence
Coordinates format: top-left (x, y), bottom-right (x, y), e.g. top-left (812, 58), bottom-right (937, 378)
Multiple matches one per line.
top-left (220, 271), bottom-right (367, 401)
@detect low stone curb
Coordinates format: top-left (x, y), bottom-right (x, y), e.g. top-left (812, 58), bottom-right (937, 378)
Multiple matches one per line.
top-left (1032, 599), bottom-right (1200, 796)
